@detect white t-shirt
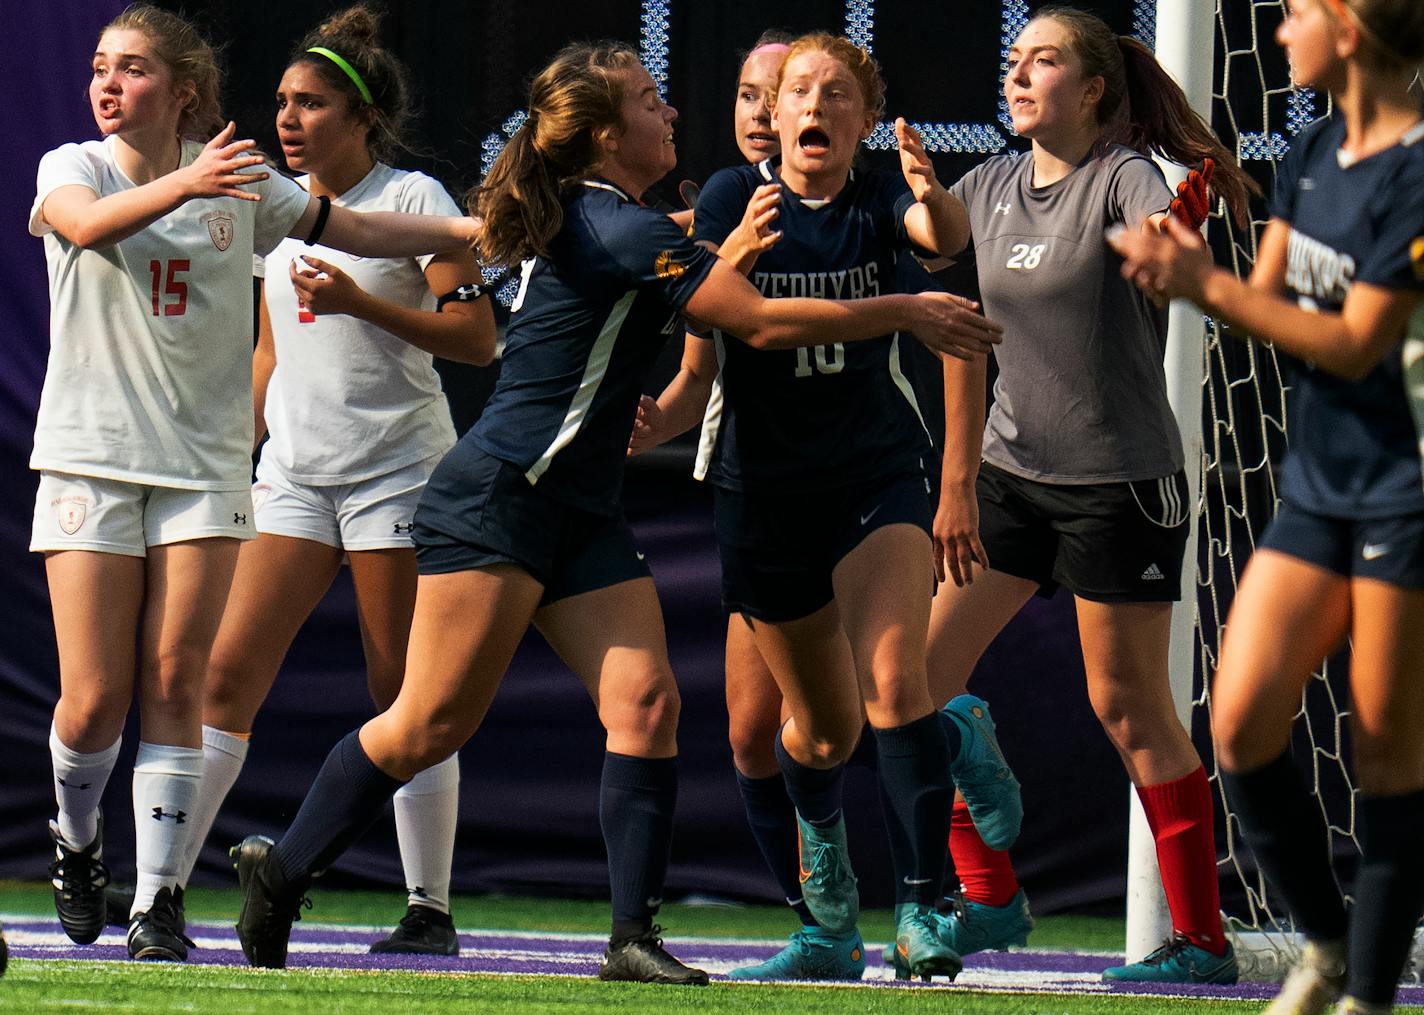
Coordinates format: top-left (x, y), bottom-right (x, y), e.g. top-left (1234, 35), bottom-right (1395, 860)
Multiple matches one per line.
top-left (29, 136), bottom-right (310, 490)
top-left (258, 164), bottom-right (458, 485)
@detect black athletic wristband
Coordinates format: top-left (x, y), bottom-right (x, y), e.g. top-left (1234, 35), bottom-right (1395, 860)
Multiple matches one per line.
top-left (305, 194), bottom-right (331, 246)
top-left (436, 282), bottom-right (488, 311)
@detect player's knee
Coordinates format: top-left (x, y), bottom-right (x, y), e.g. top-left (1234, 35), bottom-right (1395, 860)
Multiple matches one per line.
top-left (613, 671), bottom-right (681, 742)
top-left (728, 709), bottom-right (780, 775)
top-left (54, 692), bottom-right (127, 749)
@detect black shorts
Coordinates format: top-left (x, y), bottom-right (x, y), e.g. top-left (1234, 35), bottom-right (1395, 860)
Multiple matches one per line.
top-left (1259, 501), bottom-right (1424, 588)
top-left (715, 470), bottom-right (934, 623)
top-left (413, 441), bottom-right (650, 606)
top-left (977, 461), bottom-right (1190, 603)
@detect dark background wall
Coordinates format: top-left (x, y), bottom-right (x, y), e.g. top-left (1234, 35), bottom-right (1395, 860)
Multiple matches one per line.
top-left (3, 0), bottom-right (1293, 917)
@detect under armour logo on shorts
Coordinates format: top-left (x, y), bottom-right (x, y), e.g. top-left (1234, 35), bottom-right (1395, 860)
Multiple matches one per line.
top-left (233, 513), bottom-right (247, 525)
top-left (393, 522), bottom-right (414, 534)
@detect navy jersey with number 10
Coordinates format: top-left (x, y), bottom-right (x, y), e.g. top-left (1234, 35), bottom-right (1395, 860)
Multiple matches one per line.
top-left (692, 161), bottom-right (933, 492)
top-left (471, 180), bottom-right (715, 515)
top-left (1270, 116), bottom-right (1424, 519)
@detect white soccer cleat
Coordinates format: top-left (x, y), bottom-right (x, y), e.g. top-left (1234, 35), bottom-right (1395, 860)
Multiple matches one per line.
top-left (1263, 939), bottom-right (1347, 1015)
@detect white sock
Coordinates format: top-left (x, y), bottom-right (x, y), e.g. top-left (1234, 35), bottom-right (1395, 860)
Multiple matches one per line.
top-left (50, 722), bottom-right (121, 850)
top-left (131, 741), bottom-right (203, 916)
top-left (393, 754), bottom-right (459, 914)
top-left (177, 726), bottom-right (250, 886)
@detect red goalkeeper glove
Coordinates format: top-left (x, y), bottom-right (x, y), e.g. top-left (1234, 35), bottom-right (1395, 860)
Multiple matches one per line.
top-left (1161, 157), bottom-right (1215, 232)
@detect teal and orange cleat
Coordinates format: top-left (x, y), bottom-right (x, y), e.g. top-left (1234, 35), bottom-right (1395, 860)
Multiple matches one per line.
top-left (943, 695), bottom-right (1023, 850)
top-left (795, 813), bottom-right (859, 934)
top-left (936, 889), bottom-right (1034, 956)
top-left (891, 903), bottom-right (963, 982)
top-left (729, 925), bottom-right (866, 981)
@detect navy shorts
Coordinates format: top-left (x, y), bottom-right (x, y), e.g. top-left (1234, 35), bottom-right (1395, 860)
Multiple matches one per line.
top-left (715, 470), bottom-right (934, 623)
top-left (977, 461), bottom-right (1190, 603)
top-left (1259, 501), bottom-right (1424, 588)
top-left (413, 441), bottom-right (650, 606)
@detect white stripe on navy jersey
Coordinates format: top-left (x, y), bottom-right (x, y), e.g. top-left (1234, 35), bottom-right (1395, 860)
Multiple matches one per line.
top-left (526, 290), bottom-right (636, 485)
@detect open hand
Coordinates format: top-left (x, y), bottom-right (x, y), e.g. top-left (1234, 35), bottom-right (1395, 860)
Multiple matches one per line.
top-left (181, 122), bottom-right (268, 201)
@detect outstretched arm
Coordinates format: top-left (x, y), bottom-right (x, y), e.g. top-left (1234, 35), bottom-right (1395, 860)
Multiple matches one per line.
top-left (1112, 215), bottom-right (1421, 381)
top-left (684, 257), bottom-right (1001, 358)
top-left (42, 123), bottom-right (267, 250)
top-left (897, 118), bottom-right (970, 259)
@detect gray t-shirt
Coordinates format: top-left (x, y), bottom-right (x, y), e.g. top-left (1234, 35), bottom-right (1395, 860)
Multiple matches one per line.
top-left (952, 146), bottom-right (1183, 483)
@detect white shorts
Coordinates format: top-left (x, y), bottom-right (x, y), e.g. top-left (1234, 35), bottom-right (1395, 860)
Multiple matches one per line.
top-left (31, 471), bottom-right (255, 556)
top-left (252, 452), bottom-right (443, 551)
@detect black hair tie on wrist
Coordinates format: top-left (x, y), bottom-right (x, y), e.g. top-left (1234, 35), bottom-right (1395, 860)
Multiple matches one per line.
top-left (306, 194), bottom-right (331, 246)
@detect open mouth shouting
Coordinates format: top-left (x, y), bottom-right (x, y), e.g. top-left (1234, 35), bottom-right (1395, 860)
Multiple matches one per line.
top-left (798, 126), bottom-right (831, 157)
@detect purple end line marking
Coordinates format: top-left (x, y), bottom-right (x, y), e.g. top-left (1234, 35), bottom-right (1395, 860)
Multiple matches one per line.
top-left (10, 919), bottom-right (1424, 1004)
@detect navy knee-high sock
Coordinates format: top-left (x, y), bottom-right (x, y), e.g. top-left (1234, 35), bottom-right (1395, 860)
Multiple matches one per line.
top-left (271, 730), bottom-right (404, 885)
top-left (773, 726), bottom-right (845, 827)
top-left (875, 713), bottom-right (953, 907)
top-left (736, 770), bottom-right (817, 926)
top-left (1219, 751), bottom-right (1347, 941)
top-left (600, 752), bottom-right (678, 943)
top-left (1346, 789), bottom-right (1424, 1005)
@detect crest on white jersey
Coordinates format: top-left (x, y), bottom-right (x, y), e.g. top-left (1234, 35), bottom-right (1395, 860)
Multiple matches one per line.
top-left (204, 211), bottom-right (235, 252)
top-left (55, 494), bottom-right (89, 535)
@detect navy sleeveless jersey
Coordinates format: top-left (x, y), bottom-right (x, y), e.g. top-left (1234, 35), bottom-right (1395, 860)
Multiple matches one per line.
top-left (1270, 116), bottom-right (1424, 518)
top-left (692, 160), bottom-right (933, 492)
top-left (471, 180), bottom-right (715, 514)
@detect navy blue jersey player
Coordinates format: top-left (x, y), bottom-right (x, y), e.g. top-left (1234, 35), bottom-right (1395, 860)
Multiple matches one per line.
top-left (1115, 0), bottom-right (1424, 1009)
top-left (230, 41), bottom-right (1001, 984)
top-left (643, 32), bottom-right (1011, 982)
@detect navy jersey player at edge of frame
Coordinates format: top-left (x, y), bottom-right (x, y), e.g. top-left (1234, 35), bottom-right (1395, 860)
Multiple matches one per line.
top-left (471, 179), bottom-right (715, 514)
top-left (1271, 115), bottom-right (1424, 520)
top-left (693, 160), bottom-right (935, 492)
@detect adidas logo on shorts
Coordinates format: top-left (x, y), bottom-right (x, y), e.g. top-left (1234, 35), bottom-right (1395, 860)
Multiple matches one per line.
top-left (1141, 563), bottom-right (1166, 581)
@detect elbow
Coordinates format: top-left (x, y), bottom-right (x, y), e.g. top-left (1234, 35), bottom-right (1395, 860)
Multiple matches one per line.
top-left (467, 341), bottom-right (497, 368)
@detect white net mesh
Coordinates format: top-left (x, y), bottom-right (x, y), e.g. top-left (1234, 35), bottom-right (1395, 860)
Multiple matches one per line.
top-left (1195, 0), bottom-right (1424, 983)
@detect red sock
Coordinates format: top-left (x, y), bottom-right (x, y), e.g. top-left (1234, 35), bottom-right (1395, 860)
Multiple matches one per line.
top-left (1136, 766), bottom-right (1226, 955)
top-left (948, 799), bottom-right (1020, 907)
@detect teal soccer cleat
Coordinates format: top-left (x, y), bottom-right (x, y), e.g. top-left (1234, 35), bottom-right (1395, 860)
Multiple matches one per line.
top-left (1102, 933), bottom-right (1239, 984)
top-left (943, 695), bottom-right (1023, 850)
top-left (936, 889), bottom-right (1034, 956)
top-left (795, 813), bottom-right (859, 934)
top-left (891, 903), bottom-right (963, 982)
top-left (728, 925), bottom-right (866, 981)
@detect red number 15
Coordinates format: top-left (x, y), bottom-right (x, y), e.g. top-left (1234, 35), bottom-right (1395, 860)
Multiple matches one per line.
top-left (149, 259), bottom-right (190, 317)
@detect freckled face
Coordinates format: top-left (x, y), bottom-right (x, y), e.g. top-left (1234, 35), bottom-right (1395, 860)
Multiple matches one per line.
top-left (89, 29), bottom-right (184, 137)
top-left (772, 49), bottom-right (873, 183)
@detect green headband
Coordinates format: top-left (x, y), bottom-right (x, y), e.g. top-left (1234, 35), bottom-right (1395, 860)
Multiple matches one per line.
top-left (306, 47), bottom-right (373, 105)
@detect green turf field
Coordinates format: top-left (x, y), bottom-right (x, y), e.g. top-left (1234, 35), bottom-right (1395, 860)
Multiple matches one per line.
top-left (0, 882), bottom-right (1269, 1014)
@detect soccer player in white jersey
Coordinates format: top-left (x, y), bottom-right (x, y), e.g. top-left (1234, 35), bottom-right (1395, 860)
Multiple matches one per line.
top-left (922, 5), bottom-right (1256, 984)
top-left (168, 4), bottom-right (494, 957)
top-left (1114, 1), bottom-right (1424, 1010)
top-left (29, 3), bottom-right (476, 962)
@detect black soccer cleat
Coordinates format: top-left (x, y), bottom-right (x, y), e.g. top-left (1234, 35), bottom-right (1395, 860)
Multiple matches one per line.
top-left (127, 886), bottom-right (194, 961)
top-left (369, 904), bottom-right (460, 955)
top-left (232, 835), bottom-right (310, 969)
top-left (48, 818), bottom-right (110, 944)
top-left (597, 926), bottom-right (710, 985)
top-left (108, 884), bottom-right (186, 932)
